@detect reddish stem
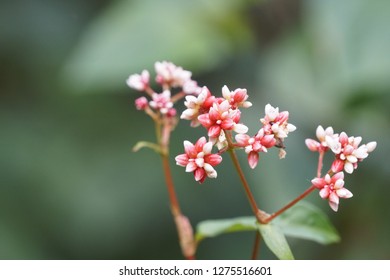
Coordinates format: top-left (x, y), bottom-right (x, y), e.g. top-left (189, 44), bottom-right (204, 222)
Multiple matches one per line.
top-left (251, 232), bottom-right (262, 260)
top-left (161, 153), bottom-right (181, 216)
top-left (158, 122), bottom-right (195, 259)
top-left (262, 185), bottom-right (317, 223)
top-left (225, 132), bottom-right (267, 223)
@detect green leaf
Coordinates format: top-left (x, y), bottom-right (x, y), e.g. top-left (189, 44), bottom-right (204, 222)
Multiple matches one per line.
top-left (274, 201), bottom-right (340, 245)
top-left (195, 216), bottom-right (257, 242)
top-left (257, 223), bottom-right (295, 260)
top-left (194, 202), bottom-right (338, 259)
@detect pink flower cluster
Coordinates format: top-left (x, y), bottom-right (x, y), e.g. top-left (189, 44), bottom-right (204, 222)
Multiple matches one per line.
top-left (176, 84), bottom-right (296, 182)
top-left (311, 172), bottom-right (352, 212)
top-left (128, 61), bottom-right (377, 213)
top-left (306, 125), bottom-right (377, 211)
top-left (306, 125), bottom-right (377, 174)
top-left (175, 137), bottom-right (222, 183)
top-left (126, 61), bottom-right (202, 116)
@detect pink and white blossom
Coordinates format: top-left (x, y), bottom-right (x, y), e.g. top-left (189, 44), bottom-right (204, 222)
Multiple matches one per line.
top-left (149, 90), bottom-right (173, 114)
top-left (311, 172), bottom-right (352, 212)
top-left (135, 96), bottom-right (148, 110)
top-left (180, 87), bottom-right (217, 127)
top-left (175, 137), bottom-right (222, 183)
top-left (235, 128), bottom-right (276, 169)
top-left (326, 132), bottom-right (377, 174)
top-left (198, 100), bottom-right (248, 147)
top-left (183, 80), bottom-right (202, 95)
top-left (260, 104), bottom-right (296, 140)
top-left (155, 61), bottom-right (192, 88)
top-left (305, 125), bottom-right (339, 152)
top-left (126, 70), bottom-right (150, 91)
top-left (221, 85), bottom-right (252, 109)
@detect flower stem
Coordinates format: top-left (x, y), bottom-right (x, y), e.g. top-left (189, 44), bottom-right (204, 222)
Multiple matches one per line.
top-left (228, 149), bottom-right (260, 215)
top-left (225, 132), bottom-right (267, 223)
top-left (161, 153), bottom-right (181, 216)
top-left (251, 232), bottom-right (262, 260)
top-left (158, 122), bottom-right (196, 259)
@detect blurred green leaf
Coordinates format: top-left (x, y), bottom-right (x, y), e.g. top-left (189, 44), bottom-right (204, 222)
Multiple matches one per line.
top-left (274, 201), bottom-right (340, 245)
top-left (257, 223), bottom-right (295, 260)
top-left (195, 216), bottom-right (295, 260)
top-left (61, 0), bottom-right (254, 94)
top-left (195, 216), bottom-right (257, 242)
top-left (195, 202), bottom-right (338, 258)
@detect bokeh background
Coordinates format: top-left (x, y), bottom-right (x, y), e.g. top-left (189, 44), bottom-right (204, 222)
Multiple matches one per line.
top-left (1, 0), bottom-right (389, 259)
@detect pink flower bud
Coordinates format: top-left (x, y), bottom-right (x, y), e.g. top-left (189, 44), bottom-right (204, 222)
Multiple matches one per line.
top-left (167, 108), bottom-right (177, 118)
top-left (135, 96), bottom-right (148, 110)
top-left (305, 139), bottom-right (320, 152)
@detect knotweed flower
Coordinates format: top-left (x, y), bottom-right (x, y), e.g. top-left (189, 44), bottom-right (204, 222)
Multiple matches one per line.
top-left (181, 87), bottom-right (217, 127)
top-left (305, 125), bottom-right (339, 152)
top-left (126, 70), bottom-right (150, 91)
top-left (311, 172), bottom-right (352, 212)
top-left (260, 104), bottom-right (296, 142)
top-left (149, 90), bottom-right (174, 115)
top-left (326, 132), bottom-right (377, 174)
top-left (198, 100), bottom-right (248, 147)
top-left (135, 96), bottom-right (148, 110)
top-left (221, 85), bottom-right (252, 109)
top-left (183, 80), bottom-right (202, 95)
top-left (155, 61), bottom-right (192, 88)
top-left (175, 137), bottom-right (222, 183)
top-left (235, 129), bottom-right (276, 169)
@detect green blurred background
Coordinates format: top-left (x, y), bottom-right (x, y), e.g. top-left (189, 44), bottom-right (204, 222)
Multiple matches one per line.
top-left (1, 0), bottom-right (389, 259)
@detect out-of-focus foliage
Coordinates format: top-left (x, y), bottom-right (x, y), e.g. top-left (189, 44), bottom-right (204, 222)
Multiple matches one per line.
top-left (61, 0), bottom-right (255, 93)
top-left (196, 201), bottom-right (340, 259)
top-left (1, 0), bottom-right (389, 259)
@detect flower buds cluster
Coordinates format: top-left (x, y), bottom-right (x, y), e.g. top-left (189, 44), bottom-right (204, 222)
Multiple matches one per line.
top-left (128, 61), bottom-right (377, 214)
top-left (306, 125), bottom-right (377, 211)
top-left (176, 83), bottom-right (296, 182)
top-left (126, 61), bottom-right (202, 118)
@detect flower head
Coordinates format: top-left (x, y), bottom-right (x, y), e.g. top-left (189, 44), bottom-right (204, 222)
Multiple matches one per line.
top-left (311, 172), bottom-right (352, 212)
top-left (198, 100), bottom-right (248, 148)
top-left (155, 61), bottom-right (192, 88)
top-left (175, 137), bottom-right (222, 183)
top-left (180, 87), bottom-right (217, 127)
top-left (149, 90), bottom-right (173, 114)
top-left (326, 132), bottom-right (377, 174)
top-left (183, 80), bottom-right (202, 95)
top-left (235, 128), bottom-right (276, 169)
top-left (261, 104), bottom-right (296, 142)
top-left (305, 125), bottom-right (339, 152)
top-left (221, 85), bottom-right (252, 109)
top-left (126, 70), bottom-right (150, 91)
top-left (135, 96), bottom-right (148, 110)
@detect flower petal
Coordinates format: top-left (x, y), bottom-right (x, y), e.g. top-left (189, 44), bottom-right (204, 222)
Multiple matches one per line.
top-left (344, 161), bottom-right (354, 174)
top-left (248, 152), bottom-right (259, 169)
top-left (183, 140), bottom-right (195, 156)
top-left (194, 168), bottom-right (205, 182)
top-left (185, 162), bottom-right (197, 172)
top-left (336, 188), bottom-right (353, 199)
top-left (175, 154), bottom-right (189, 167)
top-left (205, 154), bottom-right (222, 166)
top-left (233, 123), bottom-right (248, 134)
